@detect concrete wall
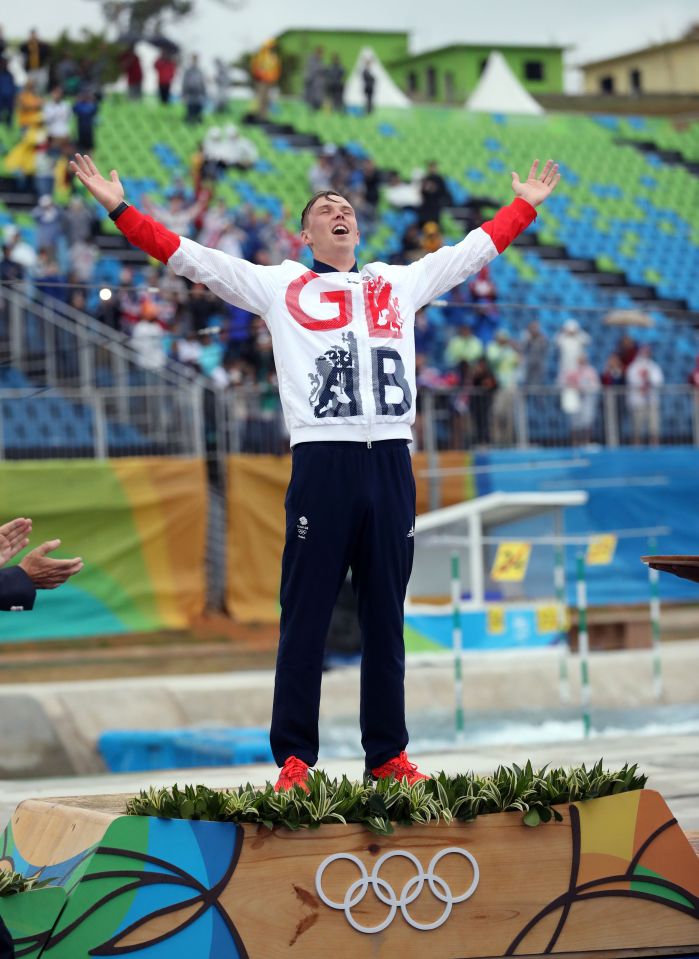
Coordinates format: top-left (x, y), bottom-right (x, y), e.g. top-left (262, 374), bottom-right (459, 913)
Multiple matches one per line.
top-left (1, 640), bottom-right (697, 778)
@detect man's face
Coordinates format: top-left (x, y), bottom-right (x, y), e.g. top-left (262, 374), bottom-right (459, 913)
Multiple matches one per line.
top-left (301, 194), bottom-right (359, 261)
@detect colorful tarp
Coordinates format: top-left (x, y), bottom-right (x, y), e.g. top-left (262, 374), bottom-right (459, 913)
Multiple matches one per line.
top-left (0, 458), bottom-right (207, 641)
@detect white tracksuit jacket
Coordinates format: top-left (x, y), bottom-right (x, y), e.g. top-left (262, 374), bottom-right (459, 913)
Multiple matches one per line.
top-left (115, 197), bottom-right (536, 446)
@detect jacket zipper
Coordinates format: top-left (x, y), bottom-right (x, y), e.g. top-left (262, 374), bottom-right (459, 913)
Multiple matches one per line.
top-left (354, 274), bottom-right (373, 448)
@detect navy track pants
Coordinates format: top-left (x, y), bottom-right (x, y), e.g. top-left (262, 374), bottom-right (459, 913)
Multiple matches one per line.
top-left (270, 439), bottom-right (416, 771)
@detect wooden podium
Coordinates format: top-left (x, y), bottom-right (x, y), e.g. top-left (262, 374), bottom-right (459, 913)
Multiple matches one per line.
top-left (1, 789), bottom-right (697, 958)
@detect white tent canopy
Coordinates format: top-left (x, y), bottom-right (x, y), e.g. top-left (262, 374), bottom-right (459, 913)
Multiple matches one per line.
top-left (344, 46), bottom-right (411, 109)
top-left (465, 50), bottom-right (544, 115)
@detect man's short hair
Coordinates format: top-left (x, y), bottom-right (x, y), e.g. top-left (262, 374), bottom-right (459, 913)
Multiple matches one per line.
top-left (300, 191), bottom-right (351, 229)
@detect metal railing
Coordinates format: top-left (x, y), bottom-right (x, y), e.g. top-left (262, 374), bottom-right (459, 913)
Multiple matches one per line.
top-left (0, 386), bottom-right (204, 459)
top-left (211, 383), bottom-right (699, 458)
top-left (0, 283), bottom-right (206, 394)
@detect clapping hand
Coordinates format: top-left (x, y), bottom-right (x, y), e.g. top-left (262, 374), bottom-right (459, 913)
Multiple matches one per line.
top-left (0, 517), bottom-right (32, 566)
top-left (19, 539), bottom-right (84, 589)
top-left (511, 159), bottom-right (560, 208)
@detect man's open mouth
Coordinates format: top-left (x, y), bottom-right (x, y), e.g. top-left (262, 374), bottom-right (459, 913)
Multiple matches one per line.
top-left (332, 224), bottom-right (349, 235)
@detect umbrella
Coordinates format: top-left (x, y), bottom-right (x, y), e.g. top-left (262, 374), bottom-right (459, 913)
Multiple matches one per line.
top-left (603, 309), bottom-right (655, 328)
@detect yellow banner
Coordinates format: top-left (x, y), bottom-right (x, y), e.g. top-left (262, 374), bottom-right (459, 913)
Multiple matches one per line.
top-left (226, 455), bottom-right (290, 622)
top-left (487, 606), bottom-right (505, 635)
top-left (536, 604), bottom-right (560, 634)
top-left (491, 542), bottom-right (531, 582)
top-left (586, 534), bottom-right (617, 566)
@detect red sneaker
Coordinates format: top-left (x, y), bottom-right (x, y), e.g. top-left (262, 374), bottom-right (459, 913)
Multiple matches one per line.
top-left (370, 751), bottom-right (428, 786)
top-left (274, 756), bottom-right (311, 793)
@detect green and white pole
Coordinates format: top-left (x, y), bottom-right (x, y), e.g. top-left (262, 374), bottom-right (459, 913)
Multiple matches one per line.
top-left (555, 542), bottom-right (570, 703)
top-left (647, 537), bottom-right (663, 701)
top-left (576, 552), bottom-right (591, 738)
top-left (451, 552), bottom-right (465, 742)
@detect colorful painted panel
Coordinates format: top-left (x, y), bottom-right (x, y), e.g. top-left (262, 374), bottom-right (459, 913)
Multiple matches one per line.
top-left (44, 817), bottom-right (247, 958)
top-left (0, 458), bottom-right (207, 641)
top-left (507, 789), bottom-right (699, 954)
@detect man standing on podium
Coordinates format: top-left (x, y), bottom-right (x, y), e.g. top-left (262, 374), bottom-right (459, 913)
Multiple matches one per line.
top-left (70, 150), bottom-right (559, 792)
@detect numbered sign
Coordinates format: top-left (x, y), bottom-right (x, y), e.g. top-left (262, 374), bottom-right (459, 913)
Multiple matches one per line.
top-left (586, 534), bottom-right (617, 566)
top-left (490, 542), bottom-right (531, 582)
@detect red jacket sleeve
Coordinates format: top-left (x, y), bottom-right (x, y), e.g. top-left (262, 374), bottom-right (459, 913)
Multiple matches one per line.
top-left (480, 197), bottom-right (537, 253)
top-left (114, 206), bottom-right (181, 265)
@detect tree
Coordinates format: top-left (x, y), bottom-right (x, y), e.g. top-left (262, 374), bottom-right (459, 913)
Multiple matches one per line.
top-left (90, 0), bottom-right (247, 40)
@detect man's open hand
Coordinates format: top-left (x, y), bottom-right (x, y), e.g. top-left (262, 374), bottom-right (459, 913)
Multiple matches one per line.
top-left (511, 159), bottom-right (560, 208)
top-left (0, 517), bottom-right (32, 566)
top-left (69, 154), bottom-right (125, 213)
top-left (19, 539), bottom-right (84, 589)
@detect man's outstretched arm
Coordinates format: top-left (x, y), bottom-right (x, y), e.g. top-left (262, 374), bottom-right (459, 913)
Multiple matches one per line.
top-left (406, 159), bottom-right (560, 309)
top-left (69, 154), bottom-right (275, 315)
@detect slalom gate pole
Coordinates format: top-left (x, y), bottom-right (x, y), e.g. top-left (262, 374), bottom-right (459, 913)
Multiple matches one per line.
top-left (555, 542), bottom-right (570, 703)
top-left (450, 552), bottom-right (465, 742)
top-left (576, 552), bottom-right (591, 738)
top-left (647, 537), bottom-right (663, 701)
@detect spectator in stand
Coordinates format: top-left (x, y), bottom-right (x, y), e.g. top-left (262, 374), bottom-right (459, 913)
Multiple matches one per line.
top-left (1, 242), bottom-right (25, 291)
top-left (250, 39), bottom-right (281, 119)
top-left (197, 198), bottom-right (229, 247)
top-left (470, 356), bottom-right (497, 446)
top-left (469, 265), bottom-right (496, 303)
top-left (413, 308), bottom-right (438, 360)
top-left (213, 57), bottom-right (232, 113)
top-left (626, 344), bottom-right (664, 446)
top-left (203, 124), bottom-right (258, 172)
top-left (688, 354), bottom-right (699, 390)
top-left (3, 225), bottom-right (37, 272)
top-left (122, 46), bottom-right (143, 99)
top-left (32, 248), bottom-right (66, 301)
top-left (308, 150), bottom-right (334, 193)
top-left (361, 158), bottom-right (380, 213)
top-left (601, 352), bottom-right (625, 387)
top-left (418, 161), bottom-right (452, 228)
top-left (361, 55), bottom-right (376, 114)
top-left (561, 352), bottom-right (600, 445)
top-left (303, 47), bottom-right (326, 110)
top-left (445, 322), bottom-right (484, 369)
top-left (69, 237), bottom-right (98, 284)
top-left (144, 192), bottom-right (207, 238)
top-left (181, 54), bottom-right (207, 124)
top-left (326, 54), bottom-right (346, 112)
top-left (154, 51), bottom-right (177, 105)
top-left (131, 302), bottom-right (167, 370)
top-left (43, 87), bottom-right (72, 145)
top-left (555, 317), bottom-right (590, 381)
top-left (0, 56), bottom-right (16, 126)
top-left (54, 52), bottom-right (81, 96)
top-left (616, 332), bottom-right (638, 372)
top-left (32, 195), bottom-right (64, 256)
top-left (73, 88), bottom-right (99, 152)
top-left (421, 221), bottom-right (443, 255)
top-left (20, 29), bottom-right (51, 92)
top-left (486, 329), bottom-right (520, 445)
top-left (384, 170), bottom-right (421, 213)
top-left (16, 79), bottom-right (43, 130)
top-left (216, 221), bottom-right (245, 258)
top-left (400, 222), bottom-right (422, 262)
top-left (520, 319), bottom-right (548, 385)
top-left (33, 133), bottom-right (57, 197)
top-left (64, 195), bottom-right (96, 246)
